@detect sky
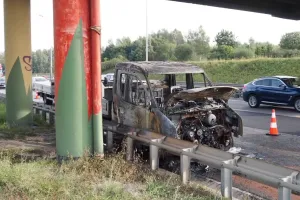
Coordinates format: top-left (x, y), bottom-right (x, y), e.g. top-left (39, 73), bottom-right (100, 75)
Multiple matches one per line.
top-left (1, 0), bottom-right (300, 52)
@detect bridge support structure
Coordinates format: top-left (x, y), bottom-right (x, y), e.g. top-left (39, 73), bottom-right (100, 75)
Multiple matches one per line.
top-left (3, 0), bottom-right (33, 127)
top-left (53, 0), bottom-right (103, 158)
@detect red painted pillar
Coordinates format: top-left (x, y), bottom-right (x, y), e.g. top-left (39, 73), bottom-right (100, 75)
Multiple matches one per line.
top-left (53, 0), bottom-right (93, 158)
top-left (91, 0), bottom-right (104, 156)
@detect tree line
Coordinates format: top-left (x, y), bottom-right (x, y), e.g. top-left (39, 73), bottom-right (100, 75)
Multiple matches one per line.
top-left (102, 27), bottom-right (300, 62)
top-left (0, 49), bottom-right (53, 74)
top-left (1, 27), bottom-right (300, 73)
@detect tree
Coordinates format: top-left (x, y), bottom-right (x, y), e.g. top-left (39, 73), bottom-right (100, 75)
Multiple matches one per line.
top-left (175, 44), bottom-right (193, 61)
top-left (255, 42), bottom-right (273, 57)
top-left (116, 37), bottom-right (133, 59)
top-left (0, 52), bottom-right (4, 66)
top-left (0, 52), bottom-right (5, 73)
top-left (128, 37), bottom-right (146, 61)
top-left (215, 29), bottom-right (237, 47)
top-left (248, 37), bottom-right (255, 50)
top-left (150, 37), bottom-right (175, 61)
top-left (279, 32), bottom-right (300, 50)
top-left (209, 45), bottom-right (234, 60)
top-left (233, 47), bottom-right (255, 59)
top-left (187, 26), bottom-right (210, 59)
top-left (32, 49), bottom-right (50, 73)
top-left (171, 29), bottom-right (185, 45)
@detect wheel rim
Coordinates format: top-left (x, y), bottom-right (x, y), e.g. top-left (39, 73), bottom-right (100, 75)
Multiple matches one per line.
top-left (295, 99), bottom-right (300, 111)
top-left (249, 96), bottom-right (257, 107)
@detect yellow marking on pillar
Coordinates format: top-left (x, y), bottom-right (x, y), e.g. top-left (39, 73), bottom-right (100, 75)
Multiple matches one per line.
top-left (4, 0), bottom-right (32, 93)
top-left (4, 0), bottom-right (32, 126)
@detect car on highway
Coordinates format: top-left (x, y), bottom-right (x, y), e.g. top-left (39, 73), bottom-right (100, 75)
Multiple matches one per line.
top-left (102, 73), bottom-right (114, 86)
top-left (242, 75), bottom-right (300, 112)
top-left (0, 76), bottom-right (5, 88)
top-left (32, 76), bottom-right (51, 90)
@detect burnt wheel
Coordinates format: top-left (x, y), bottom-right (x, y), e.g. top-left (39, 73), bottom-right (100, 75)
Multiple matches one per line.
top-left (43, 95), bottom-right (53, 105)
top-left (219, 135), bottom-right (234, 151)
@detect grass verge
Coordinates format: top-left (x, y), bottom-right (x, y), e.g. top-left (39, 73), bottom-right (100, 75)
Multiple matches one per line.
top-left (0, 103), bottom-right (54, 140)
top-left (102, 57), bottom-right (300, 84)
top-left (0, 150), bottom-right (221, 200)
top-left (0, 101), bottom-right (221, 199)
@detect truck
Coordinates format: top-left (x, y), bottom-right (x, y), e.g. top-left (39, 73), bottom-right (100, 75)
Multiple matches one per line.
top-left (33, 76), bottom-right (106, 106)
top-left (102, 61), bottom-right (243, 151)
top-left (33, 77), bottom-right (55, 105)
top-left (34, 61), bottom-right (243, 151)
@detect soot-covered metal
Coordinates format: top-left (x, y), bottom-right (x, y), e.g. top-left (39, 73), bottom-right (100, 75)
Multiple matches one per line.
top-left (103, 61), bottom-right (243, 151)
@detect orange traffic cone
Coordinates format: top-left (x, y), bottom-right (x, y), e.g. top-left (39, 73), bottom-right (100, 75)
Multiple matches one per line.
top-left (35, 92), bottom-right (40, 99)
top-left (266, 109), bottom-right (280, 136)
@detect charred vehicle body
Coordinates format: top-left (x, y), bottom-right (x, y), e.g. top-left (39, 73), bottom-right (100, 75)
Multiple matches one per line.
top-left (102, 61), bottom-right (243, 151)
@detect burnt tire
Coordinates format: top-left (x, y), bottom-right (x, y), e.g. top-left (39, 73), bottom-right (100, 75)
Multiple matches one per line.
top-left (43, 95), bottom-right (53, 106)
top-left (248, 94), bottom-right (260, 108)
top-left (219, 135), bottom-right (234, 152)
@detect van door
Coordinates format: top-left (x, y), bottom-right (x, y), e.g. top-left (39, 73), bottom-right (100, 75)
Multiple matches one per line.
top-left (115, 70), bottom-right (151, 129)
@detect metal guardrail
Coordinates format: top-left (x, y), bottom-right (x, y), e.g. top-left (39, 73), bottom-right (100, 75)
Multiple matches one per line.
top-left (10, 92), bottom-right (300, 200)
top-left (103, 125), bottom-right (300, 200)
top-left (33, 102), bottom-right (55, 124)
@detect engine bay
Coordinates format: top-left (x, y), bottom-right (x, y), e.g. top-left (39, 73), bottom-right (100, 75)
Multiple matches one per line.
top-left (163, 98), bottom-right (239, 150)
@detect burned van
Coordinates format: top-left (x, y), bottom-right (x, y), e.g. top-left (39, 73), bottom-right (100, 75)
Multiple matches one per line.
top-left (102, 61), bottom-right (243, 151)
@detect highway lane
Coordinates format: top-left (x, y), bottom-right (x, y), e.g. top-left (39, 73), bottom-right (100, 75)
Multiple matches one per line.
top-left (0, 89), bottom-right (43, 103)
top-left (228, 98), bottom-right (300, 136)
top-left (228, 98), bottom-right (300, 168)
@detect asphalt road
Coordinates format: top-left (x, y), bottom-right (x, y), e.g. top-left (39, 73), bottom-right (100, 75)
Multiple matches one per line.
top-left (228, 98), bottom-right (300, 168)
top-left (228, 98), bottom-right (300, 136)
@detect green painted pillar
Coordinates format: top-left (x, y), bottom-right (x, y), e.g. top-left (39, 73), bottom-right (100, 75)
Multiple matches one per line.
top-left (4, 0), bottom-right (33, 127)
top-left (53, 0), bottom-right (93, 158)
top-left (91, 0), bottom-right (104, 157)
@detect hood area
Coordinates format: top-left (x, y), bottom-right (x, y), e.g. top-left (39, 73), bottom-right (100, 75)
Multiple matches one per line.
top-left (166, 86), bottom-right (238, 105)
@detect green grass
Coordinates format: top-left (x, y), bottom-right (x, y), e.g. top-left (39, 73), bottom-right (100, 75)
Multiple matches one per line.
top-left (0, 103), bottom-right (54, 140)
top-left (0, 102), bottom-right (221, 199)
top-left (0, 151), bottom-right (220, 200)
top-left (191, 57), bottom-right (300, 84)
top-left (102, 57), bottom-right (300, 84)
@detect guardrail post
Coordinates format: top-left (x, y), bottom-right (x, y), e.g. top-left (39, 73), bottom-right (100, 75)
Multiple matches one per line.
top-left (106, 131), bottom-right (113, 152)
top-left (181, 148), bottom-right (193, 184)
top-left (221, 159), bottom-right (235, 199)
top-left (49, 113), bottom-right (55, 125)
top-left (42, 110), bottom-right (46, 121)
top-left (150, 138), bottom-right (164, 170)
top-left (126, 135), bottom-right (134, 161)
top-left (278, 176), bottom-right (292, 200)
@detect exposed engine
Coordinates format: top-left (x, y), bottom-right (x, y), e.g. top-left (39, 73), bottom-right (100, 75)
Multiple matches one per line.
top-left (166, 98), bottom-right (238, 151)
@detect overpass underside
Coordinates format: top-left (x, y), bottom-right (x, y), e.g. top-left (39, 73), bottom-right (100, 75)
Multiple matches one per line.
top-left (170, 0), bottom-right (300, 20)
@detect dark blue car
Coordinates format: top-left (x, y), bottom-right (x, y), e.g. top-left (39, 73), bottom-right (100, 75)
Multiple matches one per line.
top-left (242, 76), bottom-right (300, 112)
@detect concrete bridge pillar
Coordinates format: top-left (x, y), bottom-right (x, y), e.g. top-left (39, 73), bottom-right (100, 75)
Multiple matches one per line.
top-left (4, 0), bottom-right (33, 127)
top-left (53, 0), bottom-right (103, 158)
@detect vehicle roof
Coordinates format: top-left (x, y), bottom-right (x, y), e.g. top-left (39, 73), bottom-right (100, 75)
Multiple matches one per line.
top-left (273, 75), bottom-right (298, 79)
top-left (253, 75), bottom-right (298, 81)
top-left (115, 61), bottom-right (204, 75)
